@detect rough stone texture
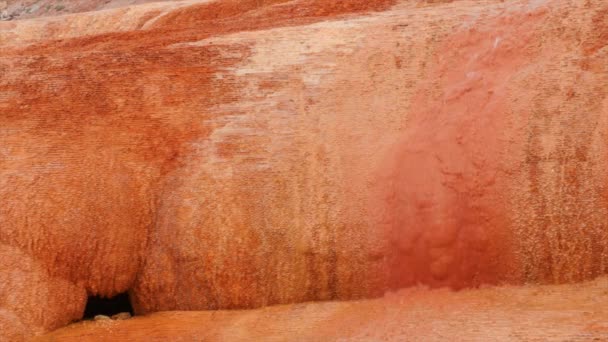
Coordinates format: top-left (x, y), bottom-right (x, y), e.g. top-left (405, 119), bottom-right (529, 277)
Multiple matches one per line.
top-left (0, 0), bottom-right (184, 21)
top-left (36, 277), bottom-right (608, 341)
top-left (0, 0), bottom-right (607, 340)
top-left (377, 0), bottom-right (608, 289)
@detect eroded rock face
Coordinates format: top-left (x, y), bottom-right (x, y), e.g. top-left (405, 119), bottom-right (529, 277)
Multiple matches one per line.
top-left (0, 0), bottom-right (607, 339)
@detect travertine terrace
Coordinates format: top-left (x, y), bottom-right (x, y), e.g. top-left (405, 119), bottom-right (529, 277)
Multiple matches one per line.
top-left (1, 0), bottom-right (607, 340)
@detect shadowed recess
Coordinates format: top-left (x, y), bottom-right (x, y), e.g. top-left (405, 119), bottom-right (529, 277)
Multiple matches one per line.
top-left (83, 293), bottom-right (133, 319)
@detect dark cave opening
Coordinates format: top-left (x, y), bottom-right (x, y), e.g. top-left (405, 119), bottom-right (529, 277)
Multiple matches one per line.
top-left (83, 292), bottom-right (133, 319)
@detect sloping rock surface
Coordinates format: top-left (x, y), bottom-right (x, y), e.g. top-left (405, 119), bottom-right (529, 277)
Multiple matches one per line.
top-left (37, 277), bottom-right (608, 341)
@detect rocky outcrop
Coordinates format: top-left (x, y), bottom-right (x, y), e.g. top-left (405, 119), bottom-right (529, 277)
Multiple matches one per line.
top-left (1, 0), bottom-right (607, 339)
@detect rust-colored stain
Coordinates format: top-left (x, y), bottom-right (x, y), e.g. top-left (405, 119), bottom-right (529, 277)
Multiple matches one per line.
top-left (375, 4), bottom-right (548, 289)
top-left (1, 0), bottom-right (608, 340)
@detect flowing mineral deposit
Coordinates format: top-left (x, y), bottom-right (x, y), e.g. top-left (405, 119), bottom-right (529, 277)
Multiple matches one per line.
top-left (0, 0), bottom-right (607, 340)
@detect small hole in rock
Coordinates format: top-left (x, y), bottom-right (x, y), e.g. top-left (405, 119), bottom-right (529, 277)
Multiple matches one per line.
top-left (83, 292), bottom-right (133, 319)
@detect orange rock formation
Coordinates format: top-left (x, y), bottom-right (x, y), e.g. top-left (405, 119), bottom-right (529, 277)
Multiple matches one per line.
top-left (0, 0), bottom-right (607, 340)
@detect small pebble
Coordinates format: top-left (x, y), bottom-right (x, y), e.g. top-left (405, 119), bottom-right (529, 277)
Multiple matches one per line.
top-left (111, 312), bottom-right (132, 320)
